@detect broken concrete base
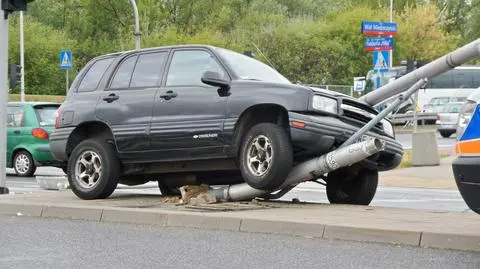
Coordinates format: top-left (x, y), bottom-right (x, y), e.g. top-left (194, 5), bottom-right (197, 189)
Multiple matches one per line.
top-left (36, 176), bottom-right (70, 191)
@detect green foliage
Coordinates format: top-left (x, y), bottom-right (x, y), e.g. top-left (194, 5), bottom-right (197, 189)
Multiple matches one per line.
top-left (8, 0), bottom-right (473, 96)
top-left (8, 15), bottom-right (77, 95)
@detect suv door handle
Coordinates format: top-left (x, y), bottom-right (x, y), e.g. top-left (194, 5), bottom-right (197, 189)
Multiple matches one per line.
top-left (159, 91), bottom-right (178, 100)
top-left (103, 93), bottom-right (119, 103)
top-left (13, 130), bottom-right (20, 135)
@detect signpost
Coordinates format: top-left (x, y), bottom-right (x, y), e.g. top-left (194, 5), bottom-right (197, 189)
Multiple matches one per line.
top-left (361, 21), bottom-right (397, 36)
top-left (373, 51), bottom-right (390, 73)
top-left (60, 50), bottom-right (72, 92)
top-left (353, 77), bottom-right (366, 92)
top-left (364, 37), bottom-right (394, 51)
top-left (361, 20), bottom-right (398, 92)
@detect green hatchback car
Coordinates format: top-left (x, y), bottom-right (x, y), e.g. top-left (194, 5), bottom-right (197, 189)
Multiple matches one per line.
top-left (7, 102), bottom-right (62, 177)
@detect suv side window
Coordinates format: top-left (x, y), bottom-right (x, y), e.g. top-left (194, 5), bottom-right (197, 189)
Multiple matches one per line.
top-left (7, 106), bottom-right (24, 127)
top-left (77, 57), bottom-right (114, 92)
top-left (130, 52), bottom-right (168, 88)
top-left (166, 50), bottom-right (227, 87)
top-left (109, 55), bottom-right (138, 89)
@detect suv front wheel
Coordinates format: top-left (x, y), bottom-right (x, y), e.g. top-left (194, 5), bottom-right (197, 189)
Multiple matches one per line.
top-left (239, 123), bottom-right (293, 191)
top-left (67, 139), bottom-right (120, 200)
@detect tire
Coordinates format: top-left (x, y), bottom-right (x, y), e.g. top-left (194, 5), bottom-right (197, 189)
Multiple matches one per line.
top-left (326, 168), bottom-right (378, 205)
top-left (157, 180), bottom-right (181, 196)
top-left (239, 122), bottom-right (293, 191)
top-left (67, 139), bottom-right (120, 200)
top-left (61, 166), bottom-right (68, 175)
top-left (13, 150), bottom-right (36, 177)
top-left (439, 131), bottom-right (452, 138)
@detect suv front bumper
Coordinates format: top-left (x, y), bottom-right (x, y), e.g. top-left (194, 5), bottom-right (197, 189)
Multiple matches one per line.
top-left (452, 156), bottom-right (480, 214)
top-left (289, 112), bottom-right (403, 172)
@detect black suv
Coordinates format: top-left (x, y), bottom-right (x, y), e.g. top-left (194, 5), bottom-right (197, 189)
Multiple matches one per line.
top-left (50, 45), bottom-right (403, 202)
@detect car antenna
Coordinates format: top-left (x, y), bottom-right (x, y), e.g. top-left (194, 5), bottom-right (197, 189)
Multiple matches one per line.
top-left (250, 41), bottom-right (277, 69)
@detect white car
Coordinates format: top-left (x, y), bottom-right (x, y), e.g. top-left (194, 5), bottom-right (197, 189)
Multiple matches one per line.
top-left (457, 89), bottom-right (480, 139)
top-left (436, 102), bottom-right (464, 138)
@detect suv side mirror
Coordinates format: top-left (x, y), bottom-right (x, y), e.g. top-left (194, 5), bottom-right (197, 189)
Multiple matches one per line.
top-left (201, 71), bottom-right (230, 90)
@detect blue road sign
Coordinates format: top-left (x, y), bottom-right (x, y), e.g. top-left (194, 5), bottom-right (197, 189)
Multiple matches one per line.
top-left (361, 21), bottom-right (397, 36)
top-left (60, 50), bottom-right (72, 69)
top-left (365, 37), bottom-right (394, 51)
top-left (373, 51), bottom-right (389, 73)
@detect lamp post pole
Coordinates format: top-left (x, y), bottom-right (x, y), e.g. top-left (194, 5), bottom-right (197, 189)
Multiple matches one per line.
top-left (128, 0), bottom-right (140, 50)
top-left (389, 0), bottom-right (393, 68)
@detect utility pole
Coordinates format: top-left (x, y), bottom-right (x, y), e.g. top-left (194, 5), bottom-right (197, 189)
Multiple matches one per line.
top-left (389, 0), bottom-right (393, 68)
top-left (129, 0), bottom-right (140, 50)
top-left (20, 11), bottom-right (24, 102)
top-left (0, 10), bottom-right (10, 194)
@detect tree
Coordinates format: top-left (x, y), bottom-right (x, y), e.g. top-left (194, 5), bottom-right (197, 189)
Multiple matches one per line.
top-left (394, 3), bottom-right (460, 61)
top-left (464, 0), bottom-right (480, 44)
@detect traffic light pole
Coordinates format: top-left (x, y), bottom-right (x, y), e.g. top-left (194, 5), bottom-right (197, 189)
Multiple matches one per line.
top-left (0, 10), bottom-right (10, 194)
top-left (19, 11), bottom-right (24, 102)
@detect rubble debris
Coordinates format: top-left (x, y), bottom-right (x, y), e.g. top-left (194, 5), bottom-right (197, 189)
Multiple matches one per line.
top-left (178, 185), bottom-right (217, 205)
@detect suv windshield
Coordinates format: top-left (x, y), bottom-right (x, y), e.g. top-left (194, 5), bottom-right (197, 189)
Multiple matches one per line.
top-left (215, 48), bottom-right (291, 84)
top-left (34, 105), bottom-right (59, 126)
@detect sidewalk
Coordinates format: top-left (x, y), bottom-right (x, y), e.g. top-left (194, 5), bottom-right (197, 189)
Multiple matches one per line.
top-left (380, 156), bottom-right (457, 189)
top-left (0, 191), bottom-right (478, 252)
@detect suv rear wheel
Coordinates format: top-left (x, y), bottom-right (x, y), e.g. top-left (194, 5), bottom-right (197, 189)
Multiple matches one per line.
top-left (239, 123), bottom-right (293, 191)
top-left (67, 139), bottom-right (120, 200)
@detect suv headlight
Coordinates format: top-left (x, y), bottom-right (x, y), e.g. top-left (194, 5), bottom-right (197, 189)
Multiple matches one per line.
top-left (381, 119), bottom-right (394, 137)
top-left (312, 95), bottom-right (338, 114)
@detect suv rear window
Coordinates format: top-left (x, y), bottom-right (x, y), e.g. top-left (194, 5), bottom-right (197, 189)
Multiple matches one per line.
top-left (34, 105), bottom-right (60, 126)
top-left (77, 57), bottom-right (115, 92)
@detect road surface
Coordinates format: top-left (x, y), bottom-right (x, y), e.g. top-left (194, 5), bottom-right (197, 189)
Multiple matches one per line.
top-left (0, 215), bottom-right (478, 269)
top-left (4, 167), bottom-right (471, 213)
top-left (395, 132), bottom-right (456, 150)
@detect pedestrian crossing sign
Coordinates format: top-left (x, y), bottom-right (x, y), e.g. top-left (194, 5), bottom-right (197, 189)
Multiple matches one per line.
top-left (60, 50), bottom-right (72, 69)
top-left (373, 50), bottom-right (389, 72)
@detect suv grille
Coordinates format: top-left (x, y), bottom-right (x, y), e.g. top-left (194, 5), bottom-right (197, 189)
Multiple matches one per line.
top-left (340, 99), bottom-right (384, 133)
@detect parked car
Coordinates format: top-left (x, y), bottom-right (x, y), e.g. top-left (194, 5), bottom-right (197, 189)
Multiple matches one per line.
top-left (435, 101), bottom-right (464, 138)
top-left (7, 102), bottom-right (62, 177)
top-left (49, 45), bottom-right (403, 203)
top-left (456, 89), bottom-right (480, 139)
top-left (423, 96), bottom-right (467, 113)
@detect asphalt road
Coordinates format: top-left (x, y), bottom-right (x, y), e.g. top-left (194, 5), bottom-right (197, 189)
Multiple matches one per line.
top-left (4, 167), bottom-right (471, 213)
top-left (1, 215), bottom-right (479, 269)
top-left (395, 131), bottom-right (457, 150)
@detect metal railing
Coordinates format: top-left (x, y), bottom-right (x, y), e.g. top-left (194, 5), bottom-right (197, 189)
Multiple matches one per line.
top-left (388, 112), bottom-right (437, 125)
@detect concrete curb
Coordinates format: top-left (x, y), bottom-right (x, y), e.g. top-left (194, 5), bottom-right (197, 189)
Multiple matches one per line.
top-left (0, 202), bottom-right (479, 252)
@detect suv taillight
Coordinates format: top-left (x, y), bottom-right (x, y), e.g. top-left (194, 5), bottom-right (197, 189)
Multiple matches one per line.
top-left (32, 128), bottom-right (49, 140)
